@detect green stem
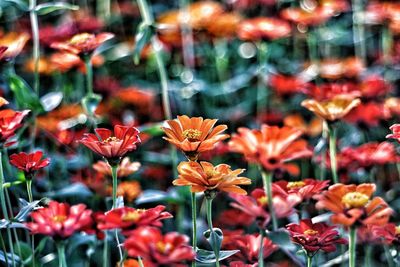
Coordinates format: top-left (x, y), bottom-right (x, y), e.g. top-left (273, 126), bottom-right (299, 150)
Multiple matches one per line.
top-left (364, 245), bottom-right (372, 267)
top-left (205, 197), bottom-right (219, 267)
top-left (352, 0), bottom-right (366, 64)
top-left (102, 232), bottom-right (109, 267)
top-left (84, 55), bottom-right (93, 96)
top-left (26, 180), bottom-right (36, 267)
top-left (56, 241), bottom-right (67, 267)
top-left (138, 256), bottom-right (144, 267)
top-left (111, 165), bottom-right (118, 209)
top-left (307, 255), bottom-right (312, 267)
top-left (349, 227), bottom-right (357, 267)
top-left (0, 232), bottom-right (9, 266)
top-left (256, 42), bottom-right (269, 117)
top-left (29, 0), bottom-right (40, 95)
top-left (261, 171), bottom-right (277, 231)
top-left (328, 125), bottom-right (338, 184)
top-left (258, 228), bottom-right (264, 267)
top-left (191, 192), bottom-right (197, 267)
top-left (384, 245), bottom-right (395, 267)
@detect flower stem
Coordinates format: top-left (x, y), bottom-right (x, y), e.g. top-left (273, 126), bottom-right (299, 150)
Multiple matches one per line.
top-left (328, 125), bottom-right (338, 184)
top-left (138, 256), bottom-right (144, 267)
top-left (384, 245), bottom-right (395, 267)
top-left (258, 228), bottom-right (264, 267)
top-left (352, 0), bottom-right (366, 64)
top-left (205, 197), bottom-right (219, 267)
top-left (349, 227), bottom-right (357, 267)
top-left (307, 255), bottom-right (312, 267)
top-left (0, 232), bottom-right (9, 266)
top-left (84, 55), bottom-right (93, 96)
top-left (191, 192), bottom-right (197, 267)
top-left (29, 0), bottom-right (40, 95)
top-left (26, 179), bottom-right (35, 267)
top-left (56, 241), bottom-right (67, 267)
top-left (111, 165), bottom-right (119, 209)
top-left (261, 170), bottom-right (277, 231)
top-left (102, 232), bottom-right (109, 267)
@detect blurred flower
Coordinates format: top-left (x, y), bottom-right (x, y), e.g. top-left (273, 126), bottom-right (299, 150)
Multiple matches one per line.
top-left (0, 109), bottom-right (30, 147)
top-left (313, 57), bottom-right (365, 79)
top-left (315, 183), bottom-right (392, 227)
top-left (216, 209), bottom-right (253, 228)
top-left (286, 219), bottom-right (347, 255)
top-left (370, 224), bottom-right (400, 245)
top-left (283, 114), bottom-right (323, 137)
top-left (274, 179), bottom-right (329, 201)
top-left (268, 73), bottom-right (310, 97)
top-left (360, 75), bottom-right (392, 99)
top-left (97, 206), bottom-right (172, 234)
top-left (344, 102), bottom-right (389, 127)
top-left (93, 157), bottom-right (140, 177)
top-left (229, 125), bottom-right (312, 175)
top-left (174, 161), bottom-right (251, 194)
top-left (118, 259), bottom-right (152, 267)
top-left (0, 32), bottom-right (30, 61)
top-left (50, 52), bottom-right (104, 73)
top-left (117, 181), bottom-right (142, 202)
top-left (387, 124), bottom-right (400, 142)
top-left (301, 95), bottom-right (361, 122)
top-left (207, 13), bottom-right (243, 38)
top-left (0, 97), bottom-right (8, 107)
top-left (25, 201), bottom-right (93, 238)
top-left (9, 151), bottom-right (50, 179)
top-left (114, 87), bottom-right (155, 109)
top-left (162, 115), bottom-right (229, 161)
top-left (237, 17), bottom-right (291, 41)
top-left (79, 125), bottom-right (141, 164)
top-left (124, 227), bottom-right (195, 266)
top-left (50, 32), bottom-right (114, 56)
top-left (385, 97), bottom-right (400, 117)
top-left (306, 82), bottom-right (359, 101)
top-left (24, 57), bottom-right (55, 75)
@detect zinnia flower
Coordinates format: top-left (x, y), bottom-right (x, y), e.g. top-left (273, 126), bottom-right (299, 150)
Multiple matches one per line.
top-left (0, 32), bottom-right (30, 61)
top-left (286, 219), bottom-right (347, 256)
top-left (0, 109), bottom-right (30, 147)
top-left (25, 201), bottom-right (93, 238)
top-left (79, 125), bottom-right (141, 164)
top-left (97, 206), bottom-right (172, 234)
top-left (9, 151), bottom-right (50, 179)
top-left (315, 183), bottom-right (393, 227)
top-left (124, 227), bottom-right (195, 267)
top-left (174, 161), bottom-right (251, 195)
top-left (50, 32), bottom-right (114, 56)
top-left (237, 17), bottom-right (291, 41)
top-left (229, 125), bottom-right (312, 175)
top-left (117, 181), bottom-right (142, 202)
top-left (0, 97), bottom-right (9, 107)
top-left (301, 95), bottom-right (361, 122)
top-left (162, 115), bottom-right (229, 161)
top-left (274, 179), bottom-right (329, 201)
top-left (93, 157), bottom-right (140, 177)
top-left (387, 124), bottom-right (400, 142)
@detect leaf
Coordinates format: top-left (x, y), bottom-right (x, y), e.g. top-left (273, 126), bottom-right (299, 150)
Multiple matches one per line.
top-left (66, 234), bottom-right (96, 255)
top-left (1, 0), bottom-right (29, 11)
top-left (195, 249), bottom-right (239, 263)
top-left (40, 92), bottom-right (63, 112)
top-left (138, 123), bottom-right (164, 136)
top-left (0, 219), bottom-right (28, 229)
top-left (14, 198), bottom-right (43, 222)
top-left (7, 74), bottom-right (44, 112)
top-left (22, 236), bottom-right (50, 265)
top-left (35, 2), bottom-right (79, 15)
top-left (203, 227), bottom-right (223, 257)
top-left (14, 242), bottom-right (32, 262)
top-left (81, 93), bottom-right (102, 115)
top-left (0, 250), bottom-right (21, 264)
top-left (135, 188), bottom-right (183, 205)
top-left (46, 183), bottom-right (93, 198)
top-left (266, 229), bottom-right (296, 250)
top-left (133, 23), bottom-right (154, 65)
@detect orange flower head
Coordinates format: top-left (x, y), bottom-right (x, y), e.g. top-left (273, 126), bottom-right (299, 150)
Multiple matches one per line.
top-left (237, 17), bottom-right (291, 41)
top-left (93, 157), bottom-right (140, 177)
top-left (301, 95), bottom-right (361, 122)
top-left (207, 12), bottom-right (243, 38)
top-left (229, 125), bottom-right (312, 175)
top-left (0, 32), bottom-right (30, 61)
top-left (283, 114), bottom-right (323, 137)
top-left (174, 161), bottom-right (251, 195)
top-left (162, 115), bottom-right (229, 160)
top-left (50, 32), bottom-right (114, 56)
top-left (315, 183), bottom-right (393, 227)
top-left (0, 97), bottom-right (9, 108)
top-left (117, 181), bottom-right (142, 202)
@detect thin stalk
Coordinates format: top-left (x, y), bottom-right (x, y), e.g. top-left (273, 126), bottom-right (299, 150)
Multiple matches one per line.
top-left (352, 0), bottom-right (366, 64)
top-left (384, 245), bottom-right (395, 267)
top-left (97, 0), bottom-right (111, 21)
top-left (307, 255), bottom-right (312, 267)
top-left (382, 25), bottom-right (393, 82)
top-left (56, 241), bottom-right (67, 267)
top-left (110, 165), bottom-right (124, 264)
top-left (84, 55), bottom-right (93, 96)
top-left (205, 197), bottom-right (219, 267)
top-left (0, 151), bottom-right (15, 267)
top-left (261, 171), bottom-right (277, 231)
top-left (191, 192), bottom-right (197, 267)
top-left (102, 232), bottom-right (109, 267)
top-left (29, 0), bottom-right (40, 95)
top-left (364, 245), bottom-right (372, 267)
top-left (0, 233), bottom-right (9, 266)
top-left (256, 42), bottom-right (269, 118)
top-left (349, 227), bottom-right (357, 267)
top-left (328, 125), bottom-right (338, 184)
top-left (138, 256), bottom-right (144, 267)
top-left (258, 228), bottom-right (264, 267)
top-left (26, 180), bottom-right (35, 267)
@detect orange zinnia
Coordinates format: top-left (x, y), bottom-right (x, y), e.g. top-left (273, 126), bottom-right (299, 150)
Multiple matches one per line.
top-left (315, 183), bottom-right (392, 227)
top-left (174, 161), bottom-right (251, 195)
top-left (301, 95), bottom-right (361, 122)
top-left (162, 115), bottom-right (229, 160)
top-left (229, 125), bottom-right (312, 175)
top-left (117, 181), bottom-right (142, 202)
top-left (0, 32), bottom-right (30, 61)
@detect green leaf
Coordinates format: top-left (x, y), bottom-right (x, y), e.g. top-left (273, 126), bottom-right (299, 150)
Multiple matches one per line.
top-left (66, 234), bottom-right (96, 256)
top-left (7, 74), bottom-right (44, 112)
top-left (139, 123), bottom-right (164, 136)
top-left (203, 227), bottom-right (223, 258)
top-left (14, 198), bottom-right (44, 222)
top-left (133, 23), bottom-right (154, 65)
top-left (46, 183), bottom-right (93, 198)
top-left (195, 249), bottom-right (239, 263)
top-left (35, 2), bottom-right (79, 15)
top-left (135, 188), bottom-right (184, 205)
top-left (266, 229), bottom-right (296, 250)
top-left (1, 0), bottom-right (29, 11)
top-left (40, 92), bottom-right (63, 112)
top-left (14, 242), bottom-right (32, 262)
top-left (81, 93), bottom-right (102, 115)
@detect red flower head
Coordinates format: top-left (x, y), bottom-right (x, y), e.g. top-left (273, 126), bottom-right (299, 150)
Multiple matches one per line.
top-left (0, 109), bottom-right (30, 147)
top-left (79, 125), bottom-right (140, 164)
top-left (369, 224), bottom-right (400, 245)
top-left (25, 201), bottom-right (93, 238)
top-left (229, 125), bottom-right (312, 176)
top-left (9, 151), bottom-right (50, 178)
top-left (315, 183), bottom-right (393, 227)
top-left (387, 124), bottom-right (400, 142)
top-left (97, 206), bottom-right (172, 235)
top-left (124, 227), bottom-right (195, 267)
top-left (268, 73), bottom-right (310, 97)
top-left (237, 17), bottom-right (291, 41)
top-left (345, 102), bottom-right (389, 127)
top-left (274, 179), bottom-right (330, 201)
top-left (286, 219), bottom-right (347, 256)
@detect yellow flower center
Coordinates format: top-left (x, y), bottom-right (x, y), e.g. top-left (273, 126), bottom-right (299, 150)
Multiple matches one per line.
top-left (182, 129), bottom-right (202, 141)
top-left (70, 33), bottom-right (93, 45)
top-left (52, 215), bottom-right (67, 223)
top-left (304, 229), bottom-right (319, 236)
top-left (342, 192), bottom-right (369, 208)
top-left (122, 210), bottom-right (144, 222)
top-left (156, 241), bottom-right (167, 253)
top-left (104, 136), bottom-right (121, 143)
top-left (395, 226), bottom-right (400, 235)
top-left (287, 181), bottom-right (306, 189)
top-left (258, 196), bottom-right (268, 206)
top-left (205, 169), bottom-right (218, 177)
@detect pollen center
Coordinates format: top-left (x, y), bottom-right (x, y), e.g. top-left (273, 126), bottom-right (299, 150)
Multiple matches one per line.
top-left (70, 33), bottom-right (93, 45)
top-left (342, 192), bottom-right (369, 208)
top-left (182, 129), bottom-right (202, 141)
top-left (103, 136), bottom-right (122, 143)
top-left (258, 196), bottom-right (268, 206)
top-left (122, 209), bottom-right (144, 222)
top-left (287, 181), bottom-right (306, 189)
top-left (52, 215), bottom-right (67, 223)
top-left (396, 226), bottom-right (400, 235)
top-left (303, 229), bottom-right (319, 236)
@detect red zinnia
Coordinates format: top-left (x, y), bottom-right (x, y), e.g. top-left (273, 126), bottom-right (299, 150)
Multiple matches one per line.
top-left (286, 219), bottom-right (347, 255)
top-left (79, 125), bottom-right (141, 163)
top-left (124, 227), bottom-right (195, 267)
top-left (0, 109), bottom-right (30, 147)
top-left (387, 124), bottom-right (400, 142)
top-left (25, 201), bottom-right (93, 238)
top-left (9, 151), bottom-right (50, 178)
top-left (274, 179), bottom-right (329, 201)
top-left (237, 17), bottom-right (291, 41)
